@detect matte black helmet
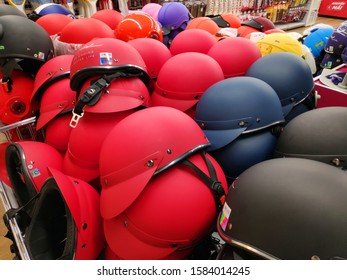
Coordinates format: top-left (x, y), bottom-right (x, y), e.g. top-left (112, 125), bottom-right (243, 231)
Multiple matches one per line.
top-left (217, 157), bottom-right (347, 260)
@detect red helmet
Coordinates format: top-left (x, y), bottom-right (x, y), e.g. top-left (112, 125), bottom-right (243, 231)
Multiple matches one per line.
top-left (63, 111), bottom-right (136, 183)
top-left (99, 106), bottom-right (210, 220)
top-left (91, 9), bottom-right (124, 30)
top-left (151, 52), bottom-right (224, 117)
top-left (5, 141), bottom-right (64, 207)
top-left (115, 13), bottom-right (163, 42)
top-left (0, 70), bottom-right (35, 125)
top-left (32, 55), bottom-right (76, 130)
top-left (186, 17), bottom-right (220, 35)
top-left (36, 13), bottom-right (74, 36)
top-left (237, 25), bottom-right (259, 37)
top-left (207, 37), bottom-right (262, 78)
top-left (128, 38), bottom-right (172, 80)
top-left (78, 76), bottom-right (150, 114)
top-left (53, 17), bottom-right (114, 55)
top-left (44, 113), bottom-right (73, 155)
top-left (104, 152), bottom-right (228, 259)
top-left (169, 29), bottom-right (217, 55)
top-left (69, 38), bottom-right (150, 93)
top-left (24, 167), bottom-right (104, 260)
top-left (242, 17), bottom-right (276, 32)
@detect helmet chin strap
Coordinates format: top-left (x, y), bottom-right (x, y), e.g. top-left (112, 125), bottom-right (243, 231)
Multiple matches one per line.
top-left (181, 151), bottom-right (226, 212)
top-left (70, 69), bottom-right (144, 128)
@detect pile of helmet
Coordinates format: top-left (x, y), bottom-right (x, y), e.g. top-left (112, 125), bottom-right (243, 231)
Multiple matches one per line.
top-left (1, 3), bottom-right (347, 261)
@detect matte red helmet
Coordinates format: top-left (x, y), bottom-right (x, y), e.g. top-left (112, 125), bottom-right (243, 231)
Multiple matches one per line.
top-left (99, 106), bottom-right (210, 220)
top-left (77, 76), bottom-right (150, 114)
top-left (69, 37), bottom-right (150, 92)
top-left (128, 38), bottom-right (172, 80)
top-left (44, 113), bottom-right (73, 155)
top-left (169, 29), bottom-right (217, 55)
top-left (63, 111), bottom-right (136, 183)
top-left (53, 17), bottom-right (114, 55)
top-left (5, 141), bottom-right (64, 207)
top-left (151, 52), bottom-right (224, 117)
top-left (207, 37), bottom-right (262, 78)
top-left (32, 55), bottom-right (76, 130)
top-left (115, 13), bottom-right (163, 42)
top-left (91, 9), bottom-right (124, 30)
top-left (103, 152), bottom-right (228, 259)
top-left (0, 70), bottom-right (35, 125)
top-left (186, 17), bottom-right (220, 35)
top-left (36, 13), bottom-right (74, 36)
top-left (24, 167), bottom-right (104, 260)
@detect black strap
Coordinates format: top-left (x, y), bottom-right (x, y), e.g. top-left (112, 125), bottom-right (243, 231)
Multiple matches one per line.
top-left (0, 59), bottom-right (19, 92)
top-left (181, 152), bottom-right (226, 212)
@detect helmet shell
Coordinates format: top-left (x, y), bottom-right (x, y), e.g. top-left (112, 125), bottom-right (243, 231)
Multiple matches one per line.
top-left (151, 52), bottom-right (224, 116)
top-left (115, 13), bottom-right (163, 42)
top-left (274, 106), bottom-right (347, 169)
top-left (99, 106), bottom-right (210, 219)
top-left (207, 37), bottom-right (262, 78)
top-left (324, 21), bottom-right (347, 55)
top-left (5, 141), bottom-right (64, 206)
top-left (211, 13), bottom-right (241, 28)
top-left (141, 3), bottom-right (162, 20)
top-left (157, 2), bottom-right (190, 31)
top-left (186, 17), bottom-right (220, 35)
top-left (0, 3), bottom-right (27, 17)
top-left (194, 76), bottom-right (284, 151)
top-left (303, 27), bottom-right (334, 58)
top-left (91, 9), bottom-right (124, 30)
top-left (34, 3), bottom-right (75, 18)
top-left (25, 167), bottom-right (104, 260)
top-left (242, 17), bottom-right (276, 33)
top-left (217, 157), bottom-right (347, 260)
top-left (246, 52), bottom-right (314, 117)
top-left (103, 152), bottom-right (228, 260)
top-left (170, 29), bottom-right (217, 55)
top-left (36, 14), bottom-right (74, 36)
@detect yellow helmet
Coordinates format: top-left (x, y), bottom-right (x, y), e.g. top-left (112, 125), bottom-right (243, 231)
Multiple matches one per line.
top-left (256, 33), bottom-right (304, 58)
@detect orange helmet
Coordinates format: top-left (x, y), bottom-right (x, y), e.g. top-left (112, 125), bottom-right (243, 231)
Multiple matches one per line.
top-left (186, 17), bottom-right (220, 35)
top-left (211, 13), bottom-right (241, 28)
top-left (115, 13), bottom-right (163, 42)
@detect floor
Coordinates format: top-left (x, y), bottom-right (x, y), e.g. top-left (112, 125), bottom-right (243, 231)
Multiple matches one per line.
top-left (0, 15), bottom-right (346, 260)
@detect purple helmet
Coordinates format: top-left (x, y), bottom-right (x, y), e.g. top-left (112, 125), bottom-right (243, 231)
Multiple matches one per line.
top-left (324, 20), bottom-right (347, 55)
top-left (142, 3), bottom-right (162, 20)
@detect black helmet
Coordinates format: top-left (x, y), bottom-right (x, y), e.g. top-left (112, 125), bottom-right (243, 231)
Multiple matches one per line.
top-left (217, 157), bottom-right (347, 260)
top-left (0, 4), bottom-right (27, 17)
top-left (0, 15), bottom-right (54, 87)
top-left (274, 106), bottom-right (347, 169)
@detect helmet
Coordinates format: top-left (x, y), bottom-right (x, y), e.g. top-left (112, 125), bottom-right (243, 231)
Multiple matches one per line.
top-left (53, 17), bottom-right (114, 55)
top-left (91, 9), bottom-right (124, 30)
top-left (264, 28), bottom-right (286, 35)
top-left (32, 55), bottom-right (76, 130)
top-left (237, 25), bottom-right (259, 37)
top-left (301, 44), bottom-right (317, 75)
top-left (274, 106), bottom-right (347, 169)
top-left (209, 130), bottom-right (278, 184)
top-left (77, 76), bottom-right (150, 114)
top-left (169, 29), bottom-right (217, 55)
top-left (320, 52), bottom-right (344, 69)
top-left (246, 52), bottom-right (314, 117)
top-left (128, 38), bottom-right (172, 80)
top-left (0, 70), bottom-right (35, 125)
top-left (99, 106), bottom-right (210, 219)
top-left (241, 17), bottom-right (276, 33)
top-left (0, 3), bottom-right (27, 17)
top-left (141, 3), bottom-right (162, 20)
top-left (29, 3), bottom-right (75, 21)
top-left (217, 157), bottom-right (347, 260)
top-left (256, 33), bottom-right (304, 57)
top-left (0, 142), bottom-right (11, 187)
top-left (69, 38), bottom-right (149, 92)
top-left (5, 141), bottom-right (64, 207)
top-left (207, 37), bottom-right (262, 78)
top-left (115, 13), bottom-right (163, 42)
top-left (151, 52), bottom-right (224, 117)
top-left (36, 13), bottom-right (74, 36)
top-left (157, 2), bottom-right (190, 31)
top-left (194, 76), bottom-right (285, 151)
top-left (211, 13), bottom-right (241, 28)
top-left (324, 21), bottom-right (347, 55)
top-left (245, 31), bottom-right (266, 43)
top-left (186, 17), bottom-right (220, 35)
top-left (104, 152), bottom-right (228, 260)
top-left (44, 113), bottom-right (73, 155)
top-left (0, 15), bottom-right (54, 78)
top-left (63, 111), bottom-right (136, 183)
top-left (303, 27), bottom-right (334, 58)
top-left (24, 167), bottom-right (104, 260)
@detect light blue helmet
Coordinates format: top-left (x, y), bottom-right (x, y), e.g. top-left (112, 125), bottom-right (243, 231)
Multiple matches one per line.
top-left (303, 27), bottom-right (334, 58)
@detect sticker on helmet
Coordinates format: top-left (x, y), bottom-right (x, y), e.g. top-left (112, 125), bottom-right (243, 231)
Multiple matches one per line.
top-left (219, 202), bottom-right (231, 231)
top-left (35, 52), bottom-right (45, 60)
top-left (100, 52), bottom-right (113, 65)
top-left (30, 168), bottom-right (41, 178)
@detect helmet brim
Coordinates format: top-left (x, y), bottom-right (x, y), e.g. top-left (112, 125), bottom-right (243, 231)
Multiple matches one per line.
top-left (151, 89), bottom-right (199, 112)
top-left (203, 127), bottom-right (247, 151)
